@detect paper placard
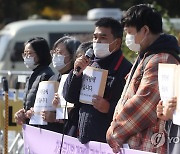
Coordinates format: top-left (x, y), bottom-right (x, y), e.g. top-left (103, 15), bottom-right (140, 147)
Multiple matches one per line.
top-left (0, 76), bottom-right (2, 83)
top-left (18, 75), bottom-right (28, 83)
top-left (158, 63), bottom-right (180, 125)
top-left (56, 74), bottom-right (74, 119)
top-left (79, 66), bottom-right (108, 104)
top-left (172, 65), bottom-right (180, 125)
top-left (29, 81), bottom-right (59, 125)
top-left (57, 74), bottom-right (74, 108)
top-left (56, 107), bottom-right (68, 119)
top-left (29, 113), bottom-right (47, 125)
top-left (158, 63), bottom-right (177, 104)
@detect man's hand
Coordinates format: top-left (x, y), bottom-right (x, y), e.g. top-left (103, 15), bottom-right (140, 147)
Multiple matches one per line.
top-left (92, 95), bottom-right (110, 113)
top-left (112, 146), bottom-right (122, 154)
top-left (156, 101), bottom-right (168, 120)
top-left (106, 126), bottom-right (122, 153)
top-left (74, 55), bottom-right (90, 76)
top-left (156, 97), bottom-right (177, 120)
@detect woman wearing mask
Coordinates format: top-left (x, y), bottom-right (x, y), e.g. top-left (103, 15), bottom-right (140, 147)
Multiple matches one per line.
top-left (14, 37), bottom-right (54, 127)
top-left (39, 36), bottom-right (81, 133)
top-left (50, 36), bottom-right (81, 81)
top-left (51, 41), bottom-right (93, 136)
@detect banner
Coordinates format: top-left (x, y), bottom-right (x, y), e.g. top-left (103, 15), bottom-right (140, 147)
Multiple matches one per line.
top-left (23, 124), bottom-right (156, 154)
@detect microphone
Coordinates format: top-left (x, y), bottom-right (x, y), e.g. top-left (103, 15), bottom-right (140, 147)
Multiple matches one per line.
top-left (73, 48), bottom-right (94, 75)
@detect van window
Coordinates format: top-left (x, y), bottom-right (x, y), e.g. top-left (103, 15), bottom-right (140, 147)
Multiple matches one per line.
top-left (0, 34), bottom-right (11, 61)
top-left (10, 42), bottom-right (24, 62)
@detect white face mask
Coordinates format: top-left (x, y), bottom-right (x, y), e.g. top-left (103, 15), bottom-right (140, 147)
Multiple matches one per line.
top-left (125, 33), bottom-right (140, 52)
top-left (93, 43), bottom-right (111, 58)
top-left (52, 54), bottom-right (66, 71)
top-left (24, 57), bottom-right (37, 70)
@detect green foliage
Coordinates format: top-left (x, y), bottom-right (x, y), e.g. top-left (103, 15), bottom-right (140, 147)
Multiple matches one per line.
top-left (0, 0), bottom-right (180, 24)
top-left (152, 2), bottom-right (177, 36)
top-left (122, 41), bottom-right (137, 63)
top-left (0, 0), bottom-right (179, 52)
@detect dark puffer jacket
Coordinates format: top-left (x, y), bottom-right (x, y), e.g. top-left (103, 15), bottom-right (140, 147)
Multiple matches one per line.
top-left (23, 65), bottom-right (54, 111)
top-left (23, 65), bottom-right (72, 133)
top-left (63, 50), bottom-right (132, 143)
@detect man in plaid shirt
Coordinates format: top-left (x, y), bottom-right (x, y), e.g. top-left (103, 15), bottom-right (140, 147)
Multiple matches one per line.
top-left (106, 4), bottom-right (180, 154)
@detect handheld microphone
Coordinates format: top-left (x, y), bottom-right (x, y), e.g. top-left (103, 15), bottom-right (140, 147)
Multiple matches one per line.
top-left (73, 48), bottom-right (94, 75)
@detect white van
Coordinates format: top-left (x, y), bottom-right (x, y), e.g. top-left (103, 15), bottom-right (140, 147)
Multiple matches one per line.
top-left (0, 19), bottom-right (95, 71)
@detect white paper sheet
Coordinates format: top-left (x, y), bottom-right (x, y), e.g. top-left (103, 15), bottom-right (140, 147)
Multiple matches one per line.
top-left (158, 64), bottom-right (180, 126)
top-left (57, 74), bottom-right (73, 108)
top-left (79, 66), bottom-right (108, 104)
top-left (158, 63), bottom-right (176, 105)
top-left (172, 65), bottom-right (180, 125)
top-left (29, 113), bottom-right (47, 125)
top-left (56, 107), bottom-right (68, 119)
top-left (29, 81), bottom-right (58, 125)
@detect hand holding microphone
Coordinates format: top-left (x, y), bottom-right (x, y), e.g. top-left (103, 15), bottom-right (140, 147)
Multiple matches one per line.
top-left (73, 48), bottom-right (94, 76)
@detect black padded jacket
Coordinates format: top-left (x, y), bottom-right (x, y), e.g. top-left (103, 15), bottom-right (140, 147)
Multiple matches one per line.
top-left (63, 50), bottom-right (132, 143)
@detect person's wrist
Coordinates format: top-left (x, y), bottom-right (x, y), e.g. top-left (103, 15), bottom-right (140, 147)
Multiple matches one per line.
top-left (54, 119), bottom-right (64, 123)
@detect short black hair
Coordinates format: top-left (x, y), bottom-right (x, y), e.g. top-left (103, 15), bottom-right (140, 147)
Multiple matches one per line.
top-left (76, 41), bottom-right (93, 54)
top-left (75, 41), bottom-right (93, 60)
top-left (53, 36), bottom-right (81, 56)
top-left (121, 4), bottom-right (162, 34)
top-left (95, 17), bottom-right (123, 39)
top-left (25, 37), bottom-right (51, 66)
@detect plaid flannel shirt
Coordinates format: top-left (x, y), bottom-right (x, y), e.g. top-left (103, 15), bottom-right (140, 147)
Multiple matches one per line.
top-left (106, 53), bottom-right (179, 154)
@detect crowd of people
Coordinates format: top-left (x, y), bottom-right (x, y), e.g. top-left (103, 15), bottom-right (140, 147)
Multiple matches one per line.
top-left (14, 4), bottom-right (180, 154)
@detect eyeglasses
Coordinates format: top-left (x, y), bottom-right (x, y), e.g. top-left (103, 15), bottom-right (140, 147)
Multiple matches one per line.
top-left (50, 49), bottom-right (70, 57)
top-left (50, 48), bottom-right (63, 55)
top-left (22, 51), bottom-right (36, 58)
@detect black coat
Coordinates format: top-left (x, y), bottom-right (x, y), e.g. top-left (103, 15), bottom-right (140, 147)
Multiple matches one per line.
top-left (23, 65), bottom-right (54, 111)
top-left (45, 72), bottom-right (78, 134)
top-left (63, 50), bottom-right (132, 143)
top-left (23, 65), bottom-right (67, 133)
